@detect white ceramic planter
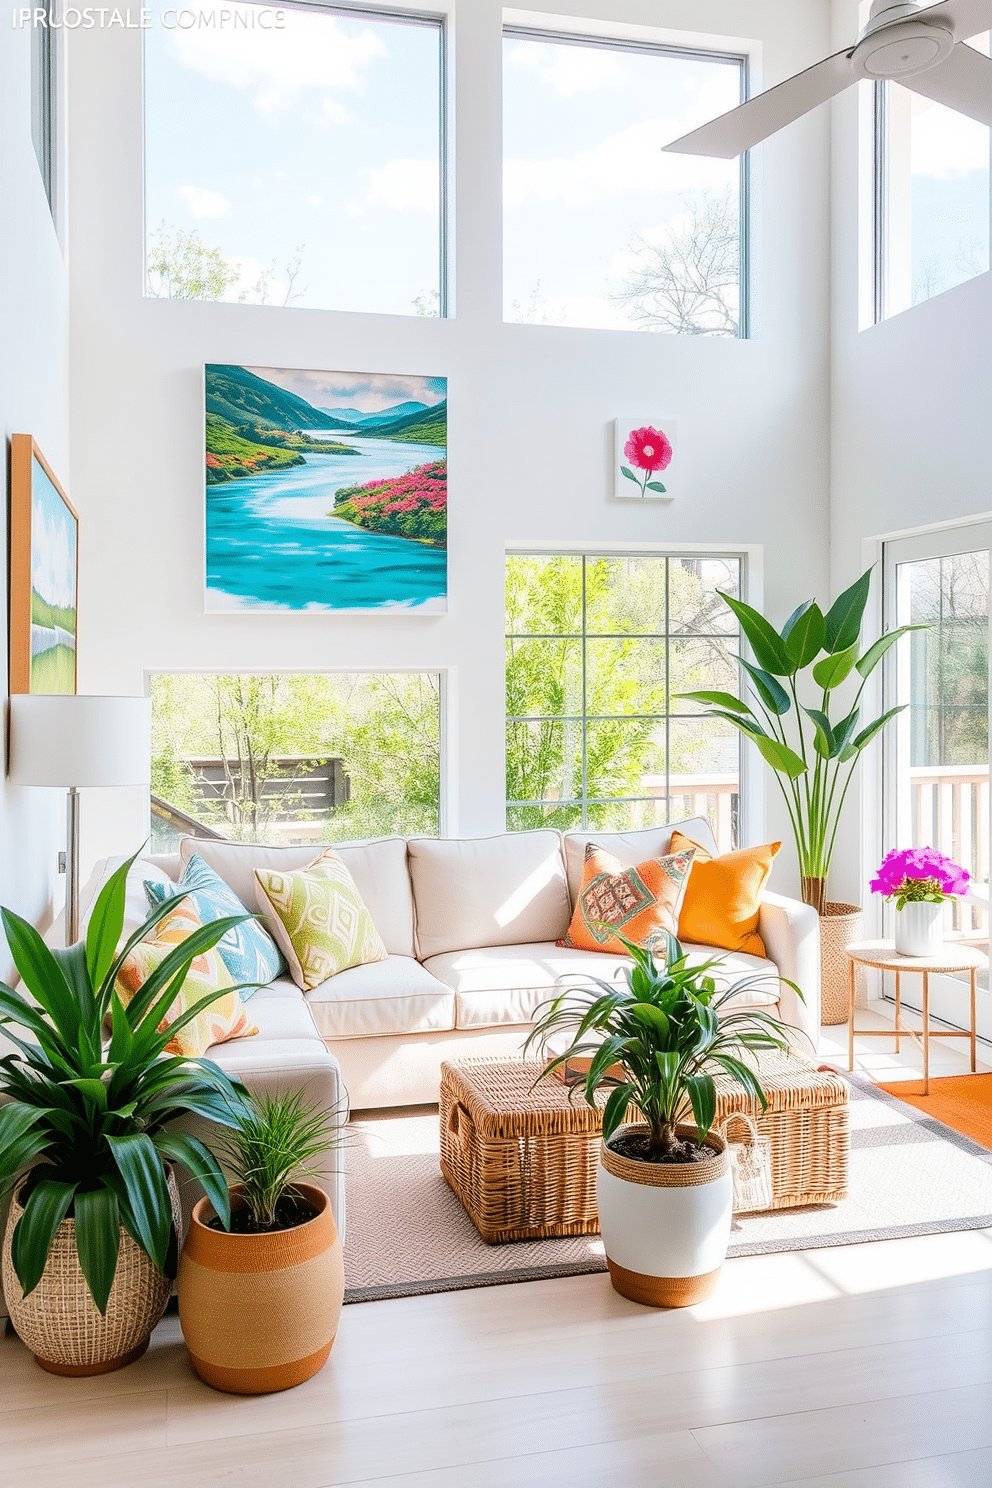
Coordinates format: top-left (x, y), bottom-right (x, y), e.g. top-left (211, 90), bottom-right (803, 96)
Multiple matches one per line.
top-left (894, 900), bottom-right (944, 957)
top-left (596, 1124), bottom-right (732, 1307)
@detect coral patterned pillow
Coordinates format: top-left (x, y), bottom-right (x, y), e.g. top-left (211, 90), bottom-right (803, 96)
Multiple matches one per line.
top-left (557, 843), bottom-right (695, 955)
top-left (114, 902), bottom-right (258, 1058)
top-left (254, 847), bottom-right (388, 992)
top-left (669, 830), bottom-right (780, 957)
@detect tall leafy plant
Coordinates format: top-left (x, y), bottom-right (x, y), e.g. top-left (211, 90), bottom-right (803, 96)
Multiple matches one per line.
top-left (526, 934), bottom-right (795, 1157)
top-left (675, 569), bottom-right (923, 914)
top-left (0, 850), bottom-right (250, 1313)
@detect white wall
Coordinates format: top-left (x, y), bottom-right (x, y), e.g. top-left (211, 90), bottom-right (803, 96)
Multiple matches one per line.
top-left (67, 0), bottom-right (834, 894)
top-left (828, 0), bottom-right (992, 903)
top-left (0, 20), bottom-right (71, 957)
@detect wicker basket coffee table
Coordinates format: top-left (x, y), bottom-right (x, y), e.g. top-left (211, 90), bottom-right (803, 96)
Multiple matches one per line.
top-left (439, 1053), bottom-right (850, 1244)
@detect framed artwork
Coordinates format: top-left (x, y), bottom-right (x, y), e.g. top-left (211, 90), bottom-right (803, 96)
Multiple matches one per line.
top-left (204, 364), bottom-right (447, 614)
top-left (9, 435), bottom-right (78, 695)
top-left (614, 418), bottom-right (678, 501)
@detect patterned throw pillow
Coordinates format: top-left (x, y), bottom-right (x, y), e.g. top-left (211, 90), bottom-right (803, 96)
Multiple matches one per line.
top-left (145, 853), bottom-right (285, 995)
top-left (557, 843), bottom-right (695, 955)
top-left (115, 901), bottom-right (258, 1058)
top-left (669, 831), bottom-right (780, 957)
top-left (254, 847), bottom-right (388, 992)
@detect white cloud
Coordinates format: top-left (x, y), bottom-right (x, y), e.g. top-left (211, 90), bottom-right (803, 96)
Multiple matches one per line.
top-left (504, 38), bottom-right (627, 97)
top-left (170, 9), bottom-right (385, 114)
top-left (349, 158), bottom-right (439, 215)
top-left (504, 117), bottom-right (735, 209)
top-left (176, 184), bottom-right (231, 218)
top-left (32, 500), bottom-right (75, 611)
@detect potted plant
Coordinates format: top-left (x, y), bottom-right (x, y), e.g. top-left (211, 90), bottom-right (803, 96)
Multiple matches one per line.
top-left (177, 1088), bottom-right (345, 1394)
top-left (0, 850), bottom-right (251, 1375)
top-left (871, 847), bottom-right (971, 956)
top-left (675, 567), bottom-right (925, 1021)
top-left (526, 933), bottom-right (796, 1307)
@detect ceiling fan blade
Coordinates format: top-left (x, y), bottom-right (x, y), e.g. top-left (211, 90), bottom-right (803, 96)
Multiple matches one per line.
top-left (905, 40), bottom-right (992, 124)
top-left (916, 0), bottom-right (992, 41)
top-left (663, 50), bottom-right (854, 158)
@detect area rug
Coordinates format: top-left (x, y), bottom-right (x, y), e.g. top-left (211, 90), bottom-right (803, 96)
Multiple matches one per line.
top-left (878, 1073), bottom-right (992, 1151)
top-left (341, 1073), bottom-right (992, 1303)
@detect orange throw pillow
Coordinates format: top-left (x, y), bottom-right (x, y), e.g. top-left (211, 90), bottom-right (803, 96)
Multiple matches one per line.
top-left (558, 843), bottom-right (695, 955)
top-left (669, 830), bottom-right (780, 957)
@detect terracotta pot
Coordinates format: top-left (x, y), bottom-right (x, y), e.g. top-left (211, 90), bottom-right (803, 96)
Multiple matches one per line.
top-left (596, 1124), bottom-right (732, 1308)
top-left (177, 1182), bottom-right (343, 1394)
top-left (1, 1166), bottom-right (181, 1376)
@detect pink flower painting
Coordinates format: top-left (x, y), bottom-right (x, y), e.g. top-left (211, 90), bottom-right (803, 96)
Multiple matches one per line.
top-left (616, 419), bottom-right (677, 500)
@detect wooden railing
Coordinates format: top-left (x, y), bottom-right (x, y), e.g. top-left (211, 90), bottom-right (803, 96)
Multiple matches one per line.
top-left (645, 774), bottom-right (738, 853)
top-left (910, 764), bottom-right (989, 936)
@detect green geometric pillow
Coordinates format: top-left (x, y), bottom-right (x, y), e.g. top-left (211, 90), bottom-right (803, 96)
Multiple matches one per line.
top-left (253, 847), bottom-right (388, 991)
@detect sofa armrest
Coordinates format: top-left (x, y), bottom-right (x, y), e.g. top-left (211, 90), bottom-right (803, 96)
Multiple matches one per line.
top-left (758, 891), bottom-right (821, 1054)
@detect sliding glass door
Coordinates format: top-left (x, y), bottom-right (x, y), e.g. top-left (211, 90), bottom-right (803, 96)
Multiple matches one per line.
top-left (883, 525), bottom-right (991, 1038)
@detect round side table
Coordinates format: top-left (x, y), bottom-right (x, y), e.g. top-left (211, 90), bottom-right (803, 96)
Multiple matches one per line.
top-left (844, 940), bottom-right (985, 1094)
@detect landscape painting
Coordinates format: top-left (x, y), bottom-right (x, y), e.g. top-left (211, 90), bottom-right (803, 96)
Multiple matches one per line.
top-left (9, 436), bottom-right (78, 695)
top-left (204, 365), bottom-right (447, 613)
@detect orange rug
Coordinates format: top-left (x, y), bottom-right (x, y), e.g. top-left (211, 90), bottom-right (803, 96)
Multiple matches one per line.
top-left (879, 1074), bottom-right (992, 1150)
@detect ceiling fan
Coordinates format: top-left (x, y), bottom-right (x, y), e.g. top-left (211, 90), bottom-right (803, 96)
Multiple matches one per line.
top-left (663, 0), bottom-right (992, 158)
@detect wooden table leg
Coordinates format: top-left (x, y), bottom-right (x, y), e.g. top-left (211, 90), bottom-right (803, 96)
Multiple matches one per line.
top-left (848, 956), bottom-right (855, 1073)
top-left (922, 971), bottom-right (930, 1096)
top-left (970, 968), bottom-right (977, 1073)
top-left (894, 969), bottom-right (901, 1051)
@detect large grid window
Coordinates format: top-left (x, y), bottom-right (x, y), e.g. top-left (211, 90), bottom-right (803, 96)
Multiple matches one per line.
top-left (150, 672), bottom-right (441, 849)
top-left (505, 554), bottom-right (743, 848)
top-left (875, 33), bottom-right (991, 319)
top-left (144, 5), bottom-right (445, 315)
top-left (503, 29), bottom-right (747, 335)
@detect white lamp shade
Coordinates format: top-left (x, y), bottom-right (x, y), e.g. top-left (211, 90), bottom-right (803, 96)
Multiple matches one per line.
top-left (8, 695), bottom-right (152, 788)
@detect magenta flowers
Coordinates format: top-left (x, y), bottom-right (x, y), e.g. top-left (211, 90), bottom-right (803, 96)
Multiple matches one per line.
top-left (621, 425), bottom-right (673, 497)
top-left (870, 847), bottom-right (970, 910)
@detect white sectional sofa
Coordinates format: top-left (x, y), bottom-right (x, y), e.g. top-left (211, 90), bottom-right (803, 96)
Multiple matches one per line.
top-left (90, 815), bottom-right (821, 1112)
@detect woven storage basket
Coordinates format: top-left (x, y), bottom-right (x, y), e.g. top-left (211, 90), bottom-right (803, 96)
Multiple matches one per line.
top-left (440, 1052), bottom-right (849, 1242)
top-left (820, 902), bottom-right (864, 1025)
top-left (2, 1167), bottom-right (181, 1375)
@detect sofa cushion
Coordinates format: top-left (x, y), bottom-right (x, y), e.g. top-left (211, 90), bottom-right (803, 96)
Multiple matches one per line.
top-left (670, 830), bottom-right (780, 957)
top-left (408, 831), bottom-right (570, 959)
top-left (424, 941), bottom-right (780, 1031)
top-left (146, 852), bottom-right (285, 992)
top-left (562, 817), bottom-right (718, 904)
top-left (559, 843), bottom-right (694, 954)
top-left (304, 955), bottom-right (455, 1040)
top-left (203, 983), bottom-right (329, 1070)
top-left (255, 847), bottom-right (388, 991)
top-left (180, 835), bottom-right (416, 958)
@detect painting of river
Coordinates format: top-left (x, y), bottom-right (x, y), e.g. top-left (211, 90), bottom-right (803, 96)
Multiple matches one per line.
top-left (205, 364), bottom-right (447, 613)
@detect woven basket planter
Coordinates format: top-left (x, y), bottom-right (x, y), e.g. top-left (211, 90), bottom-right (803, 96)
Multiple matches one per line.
top-left (820, 902), bottom-right (864, 1025)
top-left (2, 1166), bottom-right (181, 1376)
top-left (596, 1124), bottom-right (732, 1308)
top-left (177, 1182), bottom-right (343, 1395)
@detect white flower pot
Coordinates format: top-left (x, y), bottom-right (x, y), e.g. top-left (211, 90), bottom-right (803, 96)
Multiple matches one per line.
top-left (894, 900), bottom-right (944, 957)
top-left (596, 1124), bottom-right (732, 1307)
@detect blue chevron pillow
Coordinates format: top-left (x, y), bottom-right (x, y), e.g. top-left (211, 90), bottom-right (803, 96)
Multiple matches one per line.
top-left (145, 853), bottom-right (286, 995)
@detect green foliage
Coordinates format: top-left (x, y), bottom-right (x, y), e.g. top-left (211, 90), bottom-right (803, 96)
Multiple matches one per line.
top-left (0, 852), bottom-right (251, 1312)
top-left (675, 568), bottom-right (928, 906)
top-left (150, 672), bottom-right (441, 844)
top-left (525, 935), bottom-right (795, 1156)
top-left (146, 223), bottom-right (239, 302)
top-left (220, 1090), bottom-right (343, 1231)
top-left (30, 590), bottom-right (76, 633)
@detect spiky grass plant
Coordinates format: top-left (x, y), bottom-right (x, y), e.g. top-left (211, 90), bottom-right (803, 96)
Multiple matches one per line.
top-left (526, 932), bottom-right (799, 1158)
top-left (220, 1090), bottom-right (344, 1231)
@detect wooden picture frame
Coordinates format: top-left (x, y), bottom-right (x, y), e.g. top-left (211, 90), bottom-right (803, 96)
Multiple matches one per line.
top-left (9, 434), bottom-right (78, 695)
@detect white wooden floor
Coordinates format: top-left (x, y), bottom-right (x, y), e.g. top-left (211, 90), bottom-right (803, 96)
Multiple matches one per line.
top-left (3, 1009), bottom-right (991, 1488)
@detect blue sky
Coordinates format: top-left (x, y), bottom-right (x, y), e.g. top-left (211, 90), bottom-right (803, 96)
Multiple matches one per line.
top-left (245, 366), bottom-right (446, 416)
top-left (145, 5), bottom-right (441, 313)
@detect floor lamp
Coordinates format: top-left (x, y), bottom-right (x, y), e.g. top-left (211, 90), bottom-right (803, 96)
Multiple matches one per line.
top-left (7, 695), bottom-right (152, 944)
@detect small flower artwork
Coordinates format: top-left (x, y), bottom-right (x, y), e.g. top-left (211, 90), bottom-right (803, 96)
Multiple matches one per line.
top-left (614, 419), bottom-right (677, 500)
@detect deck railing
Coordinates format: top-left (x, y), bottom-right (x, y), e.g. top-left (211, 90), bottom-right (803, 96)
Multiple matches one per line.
top-left (910, 764), bottom-right (989, 937)
top-left (645, 774), bottom-right (738, 853)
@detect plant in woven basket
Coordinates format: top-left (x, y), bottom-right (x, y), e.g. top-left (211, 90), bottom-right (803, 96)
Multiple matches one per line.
top-left (217, 1089), bottom-right (345, 1233)
top-left (525, 931), bottom-right (798, 1160)
top-left (674, 568), bottom-right (926, 915)
top-left (0, 849), bottom-right (251, 1317)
